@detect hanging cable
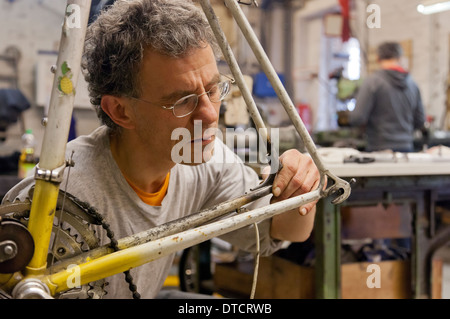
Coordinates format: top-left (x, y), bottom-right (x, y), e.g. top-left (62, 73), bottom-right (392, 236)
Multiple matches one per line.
top-left (250, 222), bottom-right (260, 299)
top-left (50, 151), bottom-right (74, 271)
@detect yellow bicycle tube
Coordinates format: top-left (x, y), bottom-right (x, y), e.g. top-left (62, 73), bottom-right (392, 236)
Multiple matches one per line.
top-left (26, 180), bottom-right (60, 274)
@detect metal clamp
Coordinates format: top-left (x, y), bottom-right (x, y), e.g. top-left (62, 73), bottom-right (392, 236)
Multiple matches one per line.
top-left (34, 159), bottom-right (74, 183)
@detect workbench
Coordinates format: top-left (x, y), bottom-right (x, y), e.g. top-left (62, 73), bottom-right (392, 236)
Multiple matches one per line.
top-left (315, 149), bottom-right (450, 298)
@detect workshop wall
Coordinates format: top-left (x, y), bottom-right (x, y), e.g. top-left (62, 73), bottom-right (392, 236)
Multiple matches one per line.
top-left (0, 0), bottom-right (100, 158)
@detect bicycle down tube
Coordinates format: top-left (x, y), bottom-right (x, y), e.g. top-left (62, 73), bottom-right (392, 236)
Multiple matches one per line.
top-left (0, 0), bottom-right (351, 298)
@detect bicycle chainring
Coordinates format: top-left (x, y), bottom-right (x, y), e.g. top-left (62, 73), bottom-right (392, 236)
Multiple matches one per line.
top-left (0, 189), bottom-right (107, 299)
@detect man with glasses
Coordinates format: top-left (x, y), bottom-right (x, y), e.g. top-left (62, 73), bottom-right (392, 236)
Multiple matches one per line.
top-left (4, 0), bottom-right (321, 298)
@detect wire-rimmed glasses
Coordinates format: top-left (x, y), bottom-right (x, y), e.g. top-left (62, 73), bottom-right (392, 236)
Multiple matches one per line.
top-left (129, 75), bottom-right (235, 118)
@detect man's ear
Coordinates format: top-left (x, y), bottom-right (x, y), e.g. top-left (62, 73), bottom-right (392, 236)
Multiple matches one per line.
top-left (100, 95), bottom-right (135, 129)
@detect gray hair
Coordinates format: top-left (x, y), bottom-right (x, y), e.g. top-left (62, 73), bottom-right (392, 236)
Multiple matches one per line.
top-left (82, 0), bottom-right (219, 131)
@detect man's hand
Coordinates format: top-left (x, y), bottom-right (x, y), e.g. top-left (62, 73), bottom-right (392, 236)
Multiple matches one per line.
top-left (263, 149), bottom-right (322, 216)
top-left (263, 149), bottom-right (323, 242)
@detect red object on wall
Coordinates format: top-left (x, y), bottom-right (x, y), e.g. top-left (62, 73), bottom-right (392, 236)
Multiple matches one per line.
top-left (297, 103), bottom-right (312, 133)
top-left (339, 0), bottom-right (351, 42)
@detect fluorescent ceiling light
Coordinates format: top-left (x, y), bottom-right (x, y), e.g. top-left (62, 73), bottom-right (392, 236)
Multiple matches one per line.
top-left (417, 0), bottom-right (450, 14)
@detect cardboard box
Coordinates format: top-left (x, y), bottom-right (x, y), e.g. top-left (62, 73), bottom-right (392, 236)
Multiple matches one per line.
top-left (341, 260), bottom-right (412, 299)
top-left (431, 244), bottom-right (450, 299)
top-left (214, 256), bottom-right (412, 299)
top-left (214, 256), bottom-right (314, 299)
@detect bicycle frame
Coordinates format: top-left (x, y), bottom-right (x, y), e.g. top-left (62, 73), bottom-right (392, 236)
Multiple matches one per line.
top-left (0, 0), bottom-right (351, 298)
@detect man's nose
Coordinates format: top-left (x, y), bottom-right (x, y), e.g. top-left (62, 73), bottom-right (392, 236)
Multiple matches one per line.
top-left (192, 93), bottom-right (219, 123)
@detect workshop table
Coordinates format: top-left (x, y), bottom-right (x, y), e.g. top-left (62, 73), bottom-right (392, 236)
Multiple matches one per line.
top-left (315, 158), bottom-right (450, 299)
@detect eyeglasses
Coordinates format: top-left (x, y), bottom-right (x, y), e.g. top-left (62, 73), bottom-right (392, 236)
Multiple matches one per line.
top-left (129, 76), bottom-right (235, 118)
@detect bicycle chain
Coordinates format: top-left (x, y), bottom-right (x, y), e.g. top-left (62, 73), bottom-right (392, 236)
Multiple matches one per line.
top-left (72, 198), bottom-right (141, 299)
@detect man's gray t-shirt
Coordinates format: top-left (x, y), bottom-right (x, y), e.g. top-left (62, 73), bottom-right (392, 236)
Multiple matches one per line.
top-left (3, 125), bottom-right (282, 298)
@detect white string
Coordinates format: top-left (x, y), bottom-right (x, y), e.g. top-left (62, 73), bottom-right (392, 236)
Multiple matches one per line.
top-left (250, 222), bottom-right (260, 299)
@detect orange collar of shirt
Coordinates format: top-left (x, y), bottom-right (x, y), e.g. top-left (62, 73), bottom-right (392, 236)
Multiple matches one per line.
top-left (125, 173), bottom-right (170, 206)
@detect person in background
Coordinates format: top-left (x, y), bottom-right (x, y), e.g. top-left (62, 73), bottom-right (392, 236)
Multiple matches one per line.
top-left (340, 41), bottom-right (425, 152)
top-left (338, 42), bottom-right (425, 255)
